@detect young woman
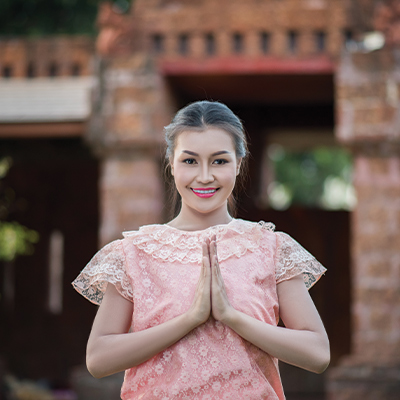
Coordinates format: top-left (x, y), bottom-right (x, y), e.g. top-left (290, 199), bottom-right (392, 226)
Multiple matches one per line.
top-left (72, 101), bottom-right (330, 399)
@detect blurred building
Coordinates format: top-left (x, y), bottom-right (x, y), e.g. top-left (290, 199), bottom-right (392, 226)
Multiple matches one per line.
top-left (0, 1), bottom-right (399, 399)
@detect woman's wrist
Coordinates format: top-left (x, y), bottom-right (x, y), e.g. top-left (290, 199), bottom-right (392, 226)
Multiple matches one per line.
top-left (183, 308), bottom-right (208, 330)
top-left (217, 306), bottom-right (240, 327)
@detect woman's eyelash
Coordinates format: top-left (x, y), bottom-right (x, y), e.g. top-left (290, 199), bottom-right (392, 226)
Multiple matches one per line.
top-left (183, 158), bottom-right (196, 164)
top-left (181, 158), bottom-right (229, 165)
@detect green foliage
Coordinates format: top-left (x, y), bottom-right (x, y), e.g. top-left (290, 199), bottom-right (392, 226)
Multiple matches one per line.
top-left (0, 222), bottom-right (39, 262)
top-left (0, 157), bottom-right (39, 262)
top-left (268, 146), bottom-right (355, 210)
top-left (0, 0), bottom-right (103, 36)
top-left (0, 157), bottom-right (14, 220)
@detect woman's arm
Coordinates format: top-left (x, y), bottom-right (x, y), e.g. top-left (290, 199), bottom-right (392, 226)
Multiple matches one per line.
top-left (209, 237), bottom-right (330, 374)
top-left (86, 242), bottom-right (212, 379)
top-left (221, 275), bottom-right (330, 373)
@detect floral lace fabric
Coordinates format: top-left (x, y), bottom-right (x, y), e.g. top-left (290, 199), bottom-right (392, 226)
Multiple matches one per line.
top-left (275, 231), bottom-right (326, 289)
top-left (72, 219), bottom-right (326, 399)
top-left (123, 219), bottom-right (276, 264)
top-left (71, 240), bottom-right (133, 305)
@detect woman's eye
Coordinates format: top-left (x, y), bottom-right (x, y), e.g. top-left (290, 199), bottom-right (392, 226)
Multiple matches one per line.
top-left (183, 158), bottom-right (196, 164)
top-left (213, 159), bottom-right (228, 165)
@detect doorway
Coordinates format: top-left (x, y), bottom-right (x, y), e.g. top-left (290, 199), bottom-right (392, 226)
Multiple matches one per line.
top-left (0, 138), bottom-right (99, 386)
top-left (166, 73), bottom-right (351, 399)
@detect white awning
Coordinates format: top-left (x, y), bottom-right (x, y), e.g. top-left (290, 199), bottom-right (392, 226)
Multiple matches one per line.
top-left (0, 77), bottom-right (95, 123)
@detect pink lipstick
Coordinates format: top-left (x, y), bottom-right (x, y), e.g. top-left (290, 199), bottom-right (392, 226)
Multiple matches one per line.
top-left (191, 188), bottom-right (219, 198)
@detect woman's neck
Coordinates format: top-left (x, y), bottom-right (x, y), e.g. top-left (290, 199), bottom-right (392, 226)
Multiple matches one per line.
top-left (167, 205), bottom-right (232, 232)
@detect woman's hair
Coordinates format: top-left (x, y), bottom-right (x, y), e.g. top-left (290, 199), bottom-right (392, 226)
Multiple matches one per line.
top-left (163, 100), bottom-right (249, 218)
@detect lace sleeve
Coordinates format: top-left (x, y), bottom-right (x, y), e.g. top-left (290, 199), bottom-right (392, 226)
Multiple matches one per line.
top-left (71, 240), bottom-right (133, 305)
top-left (274, 232), bottom-right (326, 290)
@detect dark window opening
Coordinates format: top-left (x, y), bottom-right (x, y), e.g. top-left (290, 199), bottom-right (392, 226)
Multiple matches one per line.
top-left (343, 29), bottom-right (354, 44)
top-left (26, 62), bottom-right (35, 78)
top-left (287, 30), bottom-right (299, 53)
top-left (315, 31), bottom-right (326, 52)
top-left (260, 32), bottom-right (271, 54)
top-left (232, 32), bottom-right (244, 53)
top-left (2, 65), bottom-right (12, 78)
top-left (71, 63), bottom-right (81, 76)
top-left (205, 33), bottom-right (216, 55)
top-left (178, 34), bottom-right (189, 55)
top-left (48, 63), bottom-right (58, 77)
top-left (152, 34), bottom-right (165, 53)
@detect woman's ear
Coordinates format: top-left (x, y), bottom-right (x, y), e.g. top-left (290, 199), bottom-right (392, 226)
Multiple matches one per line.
top-left (236, 158), bottom-right (242, 176)
top-left (170, 160), bottom-right (174, 176)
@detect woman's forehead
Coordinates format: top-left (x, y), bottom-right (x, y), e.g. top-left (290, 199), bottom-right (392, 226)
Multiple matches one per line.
top-left (175, 128), bottom-right (236, 153)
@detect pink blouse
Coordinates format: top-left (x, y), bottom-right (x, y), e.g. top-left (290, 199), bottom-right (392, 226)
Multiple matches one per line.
top-left (72, 218), bottom-right (326, 400)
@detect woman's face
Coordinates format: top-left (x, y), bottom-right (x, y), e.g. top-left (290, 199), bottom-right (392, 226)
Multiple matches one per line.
top-left (171, 128), bottom-right (241, 217)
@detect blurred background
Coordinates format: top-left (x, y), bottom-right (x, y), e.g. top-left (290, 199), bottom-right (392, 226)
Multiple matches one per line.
top-left (0, 1), bottom-right (399, 399)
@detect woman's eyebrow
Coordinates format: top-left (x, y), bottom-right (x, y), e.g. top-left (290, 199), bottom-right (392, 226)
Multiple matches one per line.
top-left (182, 150), bottom-right (231, 156)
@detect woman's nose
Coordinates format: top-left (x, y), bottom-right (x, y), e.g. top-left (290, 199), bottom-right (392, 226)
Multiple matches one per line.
top-left (197, 165), bottom-right (214, 183)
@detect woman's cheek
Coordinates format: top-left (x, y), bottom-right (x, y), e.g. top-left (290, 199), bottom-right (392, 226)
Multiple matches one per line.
top-left (174, 169), bottom-right (194, 193)
top-left (223, 169), bottom-right (238, 186)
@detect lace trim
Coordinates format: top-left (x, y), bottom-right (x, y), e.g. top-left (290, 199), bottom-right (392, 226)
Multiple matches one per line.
top-left (123, 219), bottom-right (275, 264)
top-left (275, 232), bottom-right (326, 289)
top-left (71, 240), bottom-right (133, 305)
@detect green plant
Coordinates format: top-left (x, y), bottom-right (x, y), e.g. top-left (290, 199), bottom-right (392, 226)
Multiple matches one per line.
top-left (0, 157), bottom-right (39, 262)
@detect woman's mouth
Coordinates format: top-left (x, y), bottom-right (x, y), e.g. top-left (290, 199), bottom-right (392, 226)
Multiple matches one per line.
top-left (191, 188), bottom-right (219, 198)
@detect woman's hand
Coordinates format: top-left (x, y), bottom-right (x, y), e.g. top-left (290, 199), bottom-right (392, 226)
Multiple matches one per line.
top-left (202, 235), bottom-right (329, 373)
top-left (187, 235), bottom-right (236, 326)
top-left (186, 240), bottom-right (212, 327)
top-left (209, 235), bottom-right (236, 323)
top-left (87, 239), bottom-right (215, 378)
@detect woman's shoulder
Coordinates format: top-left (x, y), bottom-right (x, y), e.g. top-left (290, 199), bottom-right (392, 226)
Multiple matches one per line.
top-left (225, 219), bottom-right (276, 239)
top-left (237, 218), bottom-right (275, 232)
top-left (121, 223), bottom-right (168, 238)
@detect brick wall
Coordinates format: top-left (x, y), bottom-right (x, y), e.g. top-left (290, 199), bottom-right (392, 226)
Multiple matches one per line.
top-left (87, 53), bottom-right (176, 245)
top-left (352, 153), bottom-right (400, 362)
top-left (131, 0), bottom-right (351, 60)
top-left (90, 0), bottom-right (356, 244)
top-left (0, 36), bottom-right (94, 78)
top-left (328, 48), bottom-right (400, 400)
top-left (336, 50), bottom-right (400, 143)
top-left (99, 154), bottom-right (165, 245)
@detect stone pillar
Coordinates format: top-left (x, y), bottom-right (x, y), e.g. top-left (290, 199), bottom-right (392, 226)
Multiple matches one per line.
top-left (100, 155), bottom-right (164, 244)
top-left (86, 52), bottom-right (176, 245)
top-left (328, 49), bottom-right (400, 400)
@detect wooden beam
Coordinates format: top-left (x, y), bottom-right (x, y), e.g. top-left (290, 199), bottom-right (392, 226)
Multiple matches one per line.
top-left (159, 55), bottom-right (335, 76)
top-left (0, 122), bottom-right (85, 138)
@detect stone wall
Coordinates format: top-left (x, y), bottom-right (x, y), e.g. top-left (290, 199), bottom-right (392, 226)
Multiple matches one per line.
top-left (132, 0), bottom-right (351, 59)
top-left (351, 154), bottom-right (400, 361)
top-left (0, 36), bottom-right (94, 78)
top-left (328, 48), bottom-right (400, 400)
top-left (91, 0), bottom-right (354, 244)
top-left (87, 53), bottom-right (176, 245)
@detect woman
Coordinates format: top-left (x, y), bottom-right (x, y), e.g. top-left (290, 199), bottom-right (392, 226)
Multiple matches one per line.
top-left (72, 100), bottom-right (330, 399)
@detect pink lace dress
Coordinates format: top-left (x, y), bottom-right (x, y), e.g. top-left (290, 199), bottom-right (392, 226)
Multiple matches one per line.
top-left (72, 218), bottom-right (326, 400)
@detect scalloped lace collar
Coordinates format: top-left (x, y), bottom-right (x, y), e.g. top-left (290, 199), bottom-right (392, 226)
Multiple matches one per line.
top-left (122, 219), bottom-right (275, 264)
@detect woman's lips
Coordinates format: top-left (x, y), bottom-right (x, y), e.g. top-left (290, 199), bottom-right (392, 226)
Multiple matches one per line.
top-left (191, 188), bottom-right (219, 198)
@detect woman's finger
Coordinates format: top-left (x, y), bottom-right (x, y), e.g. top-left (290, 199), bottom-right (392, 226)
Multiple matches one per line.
top-left (187, 239), bottom-right (212, 326)
top-left (202, 240), bottom-right (210, 276)
top-left (210, 236), bottom-right (222, 282)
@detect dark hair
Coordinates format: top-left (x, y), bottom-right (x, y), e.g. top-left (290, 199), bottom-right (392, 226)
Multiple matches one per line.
top-left (164, 100), bottom-right (249, 219)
